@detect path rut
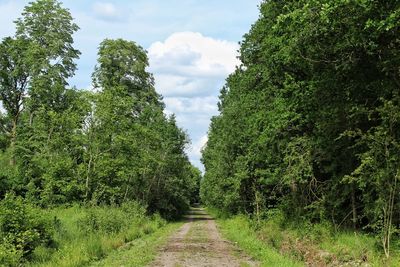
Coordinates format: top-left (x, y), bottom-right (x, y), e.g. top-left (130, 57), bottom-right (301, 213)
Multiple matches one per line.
top-left (148, 208), bottom-right (259, 267)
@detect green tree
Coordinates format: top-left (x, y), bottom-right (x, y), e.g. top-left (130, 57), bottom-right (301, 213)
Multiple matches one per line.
top-left (202, 0), bottom-right (400, 254)
top-left (88, 39), bottom-right (196, 218)
top-left (4, 0), bottom-right (83, 204)
top-left (0, 37), bottom-right (30, 165)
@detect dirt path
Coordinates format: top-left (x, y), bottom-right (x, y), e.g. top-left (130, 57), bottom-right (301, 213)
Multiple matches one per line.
top-left (148, 208), bottom-right (259, 267)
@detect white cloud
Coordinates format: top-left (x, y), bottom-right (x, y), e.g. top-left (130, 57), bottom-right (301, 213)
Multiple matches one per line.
top-left (148, 32), bottom-right (239, 170)
top-left (164, 96), bottom-right (218, 114)
top-left (148, 31), bottom-right (239, 97)
top-left (149, 32), bottom-right (238, 72)
top-left (92, 2), bottom-right (121, 21)
top-left (189, 135), bottom-right (208, 159)
top-left (154, 74), bottom-right (224, 97)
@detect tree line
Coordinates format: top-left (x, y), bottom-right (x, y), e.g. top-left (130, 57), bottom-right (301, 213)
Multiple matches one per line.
top-left (201, 0), bottom-right (399, 256)
top-left (0, 0), bottom-right (201, 219)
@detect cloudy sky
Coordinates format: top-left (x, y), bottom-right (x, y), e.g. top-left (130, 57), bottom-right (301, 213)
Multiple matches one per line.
top-left (0, 0), bottom-right (261, 170)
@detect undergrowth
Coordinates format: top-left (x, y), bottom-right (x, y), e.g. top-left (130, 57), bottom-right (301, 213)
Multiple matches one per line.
top-left (212, 209), bottom-right (400, 267)
top-left (209, 209), bottom-right (302, 266)
top-left (0, 202), bottom-right (168, 267)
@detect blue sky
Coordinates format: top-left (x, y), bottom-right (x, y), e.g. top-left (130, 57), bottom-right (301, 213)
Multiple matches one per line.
top-left (0, 0), bottom-right (261, 170)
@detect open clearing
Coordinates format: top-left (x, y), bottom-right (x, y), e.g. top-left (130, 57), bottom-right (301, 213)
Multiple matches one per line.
top-left (148, 208), bottom-right (259, 267)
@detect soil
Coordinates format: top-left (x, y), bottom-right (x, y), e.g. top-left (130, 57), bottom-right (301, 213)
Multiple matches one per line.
top-left (148, 208), bottom-right (259, 267)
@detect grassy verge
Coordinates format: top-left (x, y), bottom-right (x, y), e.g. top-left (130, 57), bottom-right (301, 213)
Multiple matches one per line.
top-left (26, 203), bottom-right (173, 267)
top-left (215, 215), bottom-right (303, 267)
top-left (214, 211), bottom-right (400, 267)
top-left (90, 221), bottom-right (183, 266)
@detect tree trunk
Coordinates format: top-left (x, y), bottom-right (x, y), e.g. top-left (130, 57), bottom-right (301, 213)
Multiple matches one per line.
top-left (85, 153), bottom-right (92, 200)
top-left (9, 118), bottom-right (17, 166)
top-left (351, 184), bottom-right (357, 229)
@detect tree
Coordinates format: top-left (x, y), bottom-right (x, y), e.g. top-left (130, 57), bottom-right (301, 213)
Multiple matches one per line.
top-left (87, 39), bottom-right (195, 218)
top-left (8, 0), bottom-right (82, 204)
top-left (201, 0), bottom-right (400, 254)
top-left (13, 0), bottom-right (81, 119)
top-left (0, 37), bottom-right (30, 165)
top-left (0, 0), bottom-right (201, 219)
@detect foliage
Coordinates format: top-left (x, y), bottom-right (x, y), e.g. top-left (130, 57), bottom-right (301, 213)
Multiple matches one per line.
top-left (217, 214), bottom-right (400, 266)
top-left (0, 193), bottom-right (55, 265)
top-left (0, 0), bottom-right (199, 218)
top-left (218, 215), bottom-right (400, 266)
top-left (0, 2), bottom-right (200, 265)
top-left (216, 215), bottom-right (302, 267)
top-left (22, 204), bottom-right (172, 267)
top-left (201, 0), bottom-right (400, 257)
top-left (77, 202), bottom-right (146, 234)
top-left (84, 38), bottom-right (198, 218)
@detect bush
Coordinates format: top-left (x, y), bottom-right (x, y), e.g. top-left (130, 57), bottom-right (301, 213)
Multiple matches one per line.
top-left (0, 193), bottom-right (55, 265)
top-left (77, 201), bottom-right (148, 234)
top-left (77, 208), bottom-right (125, 234)
top-left (0, 241), bottom-right (23, 266)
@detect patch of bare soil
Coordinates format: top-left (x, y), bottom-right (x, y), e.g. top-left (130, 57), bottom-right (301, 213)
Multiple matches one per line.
top-left (148, 208), bottom-right (259, 267)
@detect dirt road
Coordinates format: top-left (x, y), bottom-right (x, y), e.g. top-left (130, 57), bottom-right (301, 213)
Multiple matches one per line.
top-left (148, 208), bottom-right (259, 267)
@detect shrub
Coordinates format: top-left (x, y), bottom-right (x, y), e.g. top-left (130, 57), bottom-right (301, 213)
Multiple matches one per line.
top-left (77, 201), bottom-right (148, 234)
top-left (0, 193), bottom-right (55, 265)
top-left (121, 201), bottom-right (147, 221)
top-left (0, 241), bottom-right (23, 266)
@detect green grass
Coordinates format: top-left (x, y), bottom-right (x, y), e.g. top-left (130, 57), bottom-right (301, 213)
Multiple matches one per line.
top-left (216, 215), bottom-right (303, 267)
top-left (90, 222), bottom-right (183, 267)
top-left (318, 231), bottom-right (400, 266)
top-left (213, 211), bottom-right (400, 267)
top-left (26, 204), bottom-right (172, 267)
top-left (185, 220), bottom-right (208, 244)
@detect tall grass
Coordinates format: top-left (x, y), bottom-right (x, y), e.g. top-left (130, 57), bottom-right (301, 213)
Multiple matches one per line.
top-left (27, 203), bottom-right (167, 267)
top-left (214, 210), bottom-right (400, 267)
top-left (216, 215), bottom-right (303, 267)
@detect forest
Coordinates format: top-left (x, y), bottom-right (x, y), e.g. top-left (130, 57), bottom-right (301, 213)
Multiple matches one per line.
top-left (1, 0), bottom-right (400, 266)
top-left (201, 0), bottom-right (400, 264)
top-left (0, 0), bottom-right (200, 265)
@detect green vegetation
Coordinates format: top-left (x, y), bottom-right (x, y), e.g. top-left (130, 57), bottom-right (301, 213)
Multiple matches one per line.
top-left (2, 0), bottom-right (400, 265)
top-left (0, 194), bottom-right (54, 266)
top-left (0, 0), bottom-right (200, 266)
top-left (202, 0), bottom-right (400, 264)
top-left (0, 196), bottom-right (171, 266)
top-left (216, 215), bottom-right (302, 267)
top-left (216, 213), bottom-right (400, 266)
top-left (0, 0), bottom-right (200, 215)
top-left (90, 221), bottom-right (182, 267)
top-left (29, 203), bottom-right (169, 266)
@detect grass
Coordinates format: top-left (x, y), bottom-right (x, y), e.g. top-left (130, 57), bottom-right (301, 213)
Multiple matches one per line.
top-left (186, 220), bottom-right (208, 244)
top-left (213, 210), bottom-right (400, 267)
top-left (90, 221), bottom-right (183, 267)
top-left (215, 215), bottom-right (303, 267)
top-left (26, 203), bottom-right (173, 267)
top-left (318, 231), bottom-right (400, 266)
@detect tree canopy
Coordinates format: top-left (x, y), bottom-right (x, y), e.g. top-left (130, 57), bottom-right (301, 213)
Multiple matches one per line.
top-left (201, 0), bottom-right (400, 256)
top-left (0, 0), bottom-right (200, 219)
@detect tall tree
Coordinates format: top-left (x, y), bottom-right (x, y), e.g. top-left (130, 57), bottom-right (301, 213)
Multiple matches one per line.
top-left (0, 37), bottom-right (30, 165)
top-left (15, 0), bottom-right (80, 113)
top-left (10, 0), bottom-right (82, 203)
top-left (87, 39), bottom-right (196, 218)
top-left (202, 0), bottom-right (400, 253)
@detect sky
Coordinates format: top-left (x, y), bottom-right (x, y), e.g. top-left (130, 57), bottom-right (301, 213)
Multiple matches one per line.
top-left (0, 0), bottom-right (261, 171)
